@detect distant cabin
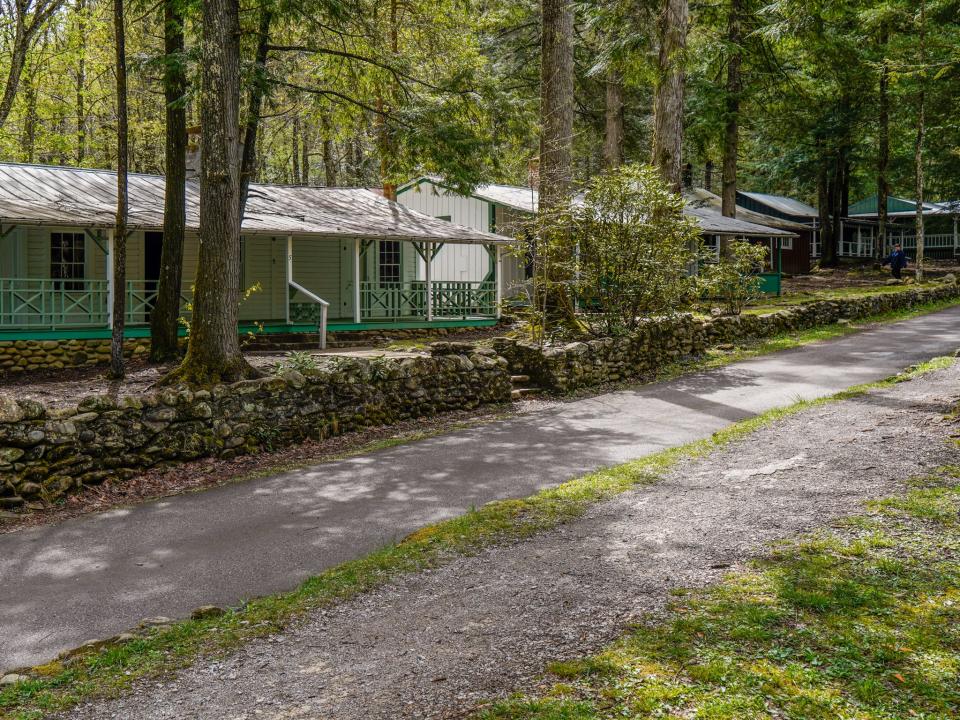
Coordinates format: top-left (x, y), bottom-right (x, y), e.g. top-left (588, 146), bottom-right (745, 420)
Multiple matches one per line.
top-left (848, 195), bottom-right (960, 259)
top-left (398, 177), bottom-right (799, 293)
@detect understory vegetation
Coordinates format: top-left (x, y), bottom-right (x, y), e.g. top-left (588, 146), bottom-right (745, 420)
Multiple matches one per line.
top-left (479, 474), bottom-right (960, 720)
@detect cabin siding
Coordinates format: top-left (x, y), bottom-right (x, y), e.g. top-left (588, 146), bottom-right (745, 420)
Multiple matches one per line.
top-left (397, 180), bottom-right (491, 282)
top-left (291, 236), bottom-right (341, 315)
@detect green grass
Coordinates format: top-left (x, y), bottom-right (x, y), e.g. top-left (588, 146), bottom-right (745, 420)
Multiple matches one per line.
top-left (740, 280), bottom-right (946, 313)
top-left (478, 474), bottom-right (960, 720)
top-left (0, 357), bottom-right (951, 720)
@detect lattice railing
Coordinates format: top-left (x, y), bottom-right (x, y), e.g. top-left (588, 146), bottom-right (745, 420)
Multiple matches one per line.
top-left (0, 278), bottom-right (190, 330)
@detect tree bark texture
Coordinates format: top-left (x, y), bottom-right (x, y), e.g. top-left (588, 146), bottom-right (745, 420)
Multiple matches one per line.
top-left (538, 0), bottom-right (575, 217)
top-left (914, 0), bottom-right (926, 282)
top-left (110, 0), bottom-right (128, 379)
top-left (602, 69), bottom-right (624, 170)
top-left (76, 0), bottom-right (87, 164)
top-left (650, 0), bottom-right (688, 192)
top-left (876, 25), bottom-right (889, 260)
top-left (721, 0), bottom-right (740, 219)
top-left (164, 0), bottom-right (256, 385)
top-left (150, 0), bottom-right (187, 363)
top-left (238, 5), bottom-right (273, 218)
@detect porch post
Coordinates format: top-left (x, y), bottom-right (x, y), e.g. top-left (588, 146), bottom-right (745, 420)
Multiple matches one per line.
top-left (425, 242), bottom-right (433, 322)
top-left (353, 237), bottom-right (361, 323)
top-left (953, 215), bottom-right (958, 256)
top-left (106, 229), bottom-right (115, 329)
top-left (495, 245), bottom-right (503, 319)
top-left (285, 235), bottom-right (293, 324)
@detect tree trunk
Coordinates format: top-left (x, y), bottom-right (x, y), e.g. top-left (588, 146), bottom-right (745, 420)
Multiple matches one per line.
top-left (20, 66), bottom-right (37, 162)
top-left (76, 0), bottom-right (87, 164)
top-left (536, 0), bottom-right (576, 332)
top-left (818, 161), bottom-right (836, 267)
top-left (650, 0), bottom-right (688, 192)
top-left (602, 69), bottom-right (624, 170)
top-left (162, 0), bottom-right (257, 385)
top-left (111, 0), bottom-right (128, 379)
top-left (323, 129), bottom-right (336, 187)
top-left (238, 5), bottom-right (273, 218)
top-left (719, 0), bottom-right (741, 258)
top-left (0, 26), bottom-right (31, 130)
top-left (914, 0), bottom-right (926, 282)
top-left (876, 24), bottom-right (889, 261)
top-left (301, 122), bottom-right (311, 186)
top-left (539, 0), bottom-right (575, 216)
top-left (292, 114), bottom-right (301, 185)
top-left (150, 0), bottom-right (187, 363)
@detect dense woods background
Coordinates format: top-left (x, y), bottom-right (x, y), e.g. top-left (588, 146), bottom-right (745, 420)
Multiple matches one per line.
top-left (1, 0), bottom-right (957, 204)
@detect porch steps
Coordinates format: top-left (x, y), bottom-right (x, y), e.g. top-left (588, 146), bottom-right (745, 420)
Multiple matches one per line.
top-left (510, 374), bottom-right (539, 400)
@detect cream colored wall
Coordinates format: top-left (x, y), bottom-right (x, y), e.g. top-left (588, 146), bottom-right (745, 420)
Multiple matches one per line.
top-left (290, 236), bottom-right (341, 314)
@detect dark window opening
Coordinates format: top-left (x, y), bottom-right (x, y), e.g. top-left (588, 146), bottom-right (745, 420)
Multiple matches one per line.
top-left (50, 232), bottom-right (85, 290)
top-left (379, 240), bottom-right (401, 285)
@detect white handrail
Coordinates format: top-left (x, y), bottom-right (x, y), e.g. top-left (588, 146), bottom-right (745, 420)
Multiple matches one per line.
top-left (289, 280), bottom-right (329, 350)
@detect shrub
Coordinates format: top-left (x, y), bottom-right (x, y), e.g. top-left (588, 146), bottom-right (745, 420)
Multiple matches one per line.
top-left (701, 240), bottom-right (769, 315)
top-left (571, 164), bottom-right (704, 335)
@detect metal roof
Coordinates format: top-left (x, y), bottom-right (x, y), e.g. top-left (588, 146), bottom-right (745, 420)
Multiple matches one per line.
top-left (848, 193), bottom-right (950, 218)
top-left (400, 177), bottom-right (794, 237)
top-left (738, 191), bottom-right (819, 219)
top-left (686, 188), bottom-right (805, 235)
top-left (0, 162), bottom-right (510, 244)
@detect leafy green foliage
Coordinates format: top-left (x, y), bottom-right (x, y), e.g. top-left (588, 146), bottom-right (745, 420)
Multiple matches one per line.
top-left (701, 239), bottom-right (769, 315)
top-left (571, 164), bottom-right (703, 335)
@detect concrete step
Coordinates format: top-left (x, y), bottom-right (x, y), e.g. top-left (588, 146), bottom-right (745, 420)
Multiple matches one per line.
top-left (510, 374), bottom-right (530, 384)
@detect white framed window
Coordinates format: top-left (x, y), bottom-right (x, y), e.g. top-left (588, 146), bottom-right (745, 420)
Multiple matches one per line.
top-left (780, 237), bottom-right (793, 250)
top-left (378, 240), bottom-right (401, 285)
top-left (50, 232), bottom-right (85, 290)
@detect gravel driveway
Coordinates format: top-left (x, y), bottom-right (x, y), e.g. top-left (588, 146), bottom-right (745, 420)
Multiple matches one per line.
top-left (61, 361), bottom-right (960, 720)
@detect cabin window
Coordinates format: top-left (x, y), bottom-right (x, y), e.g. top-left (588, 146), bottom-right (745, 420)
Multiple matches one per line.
top-left (379, 240), bottom-right (401, 285)
top-left (781, 238), bottom-right (793, 250)
top-left (50, 232), bottom-right (86, 290)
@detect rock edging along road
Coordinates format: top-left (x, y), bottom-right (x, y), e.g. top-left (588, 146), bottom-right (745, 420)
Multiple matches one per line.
top-left (2, 305), bottom-right (960, 671)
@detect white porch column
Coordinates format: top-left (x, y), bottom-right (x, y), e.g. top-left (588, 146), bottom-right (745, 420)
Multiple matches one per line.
top-left (425, 242), bottom-right (433, 322)
top-left (105, 229), bottom-right (115, 329)
top-left (953, 215), bottom-right (958, 256)
top-left (285, 235), bottom-right (293, 324)
top-left (495, 245), bottom-right (503, 319)
top-left (353, 237), bottom-right (362, 323)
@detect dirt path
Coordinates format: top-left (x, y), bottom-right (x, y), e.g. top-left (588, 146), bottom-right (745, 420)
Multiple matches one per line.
top-left (61, 361), bottom-right (960, 720)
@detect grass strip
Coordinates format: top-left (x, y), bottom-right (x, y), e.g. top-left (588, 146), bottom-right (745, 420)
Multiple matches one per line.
top-left (1, 356), bottom-right (953, 719)
top-left (477, 470), bottom-right (960, 720)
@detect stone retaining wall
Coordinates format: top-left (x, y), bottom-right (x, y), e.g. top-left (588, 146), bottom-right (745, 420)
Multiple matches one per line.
top-left (2, 284), bottom-right (957, 510)
top-left (0, 338), bottom-right (150, 375)
top-left (0, 349), bottom-right (511, 508)
top-left (490, 283), bottom-right (960, 392)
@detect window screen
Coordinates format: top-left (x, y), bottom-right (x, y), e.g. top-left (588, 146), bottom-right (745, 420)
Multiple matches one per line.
top-left (51, 232), bottom-right (86, 290)
top-left (379, 240), bottom-right (401, 285)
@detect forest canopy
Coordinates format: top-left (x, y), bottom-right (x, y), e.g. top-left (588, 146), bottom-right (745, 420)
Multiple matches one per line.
top-left (0, 0), bottom-right (957, 204)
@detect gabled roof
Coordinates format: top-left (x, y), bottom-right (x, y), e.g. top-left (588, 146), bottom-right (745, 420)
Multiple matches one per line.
top-left (686, 188), bottom-right (807, 234)
top-left (848, 194), bottom-right (947, 218)
top-left (0, 162), bottom-right (510, 244)
top-left (737, 191), bottom-right (819, 219)
top-left (399, 177), bottom-right (795, 237)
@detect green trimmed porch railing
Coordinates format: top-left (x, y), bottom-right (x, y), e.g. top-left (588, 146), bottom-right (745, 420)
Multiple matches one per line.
top-left (0, 278), bottom-right (188, 330)
top-left (360, 281), bottom-right (496, 321)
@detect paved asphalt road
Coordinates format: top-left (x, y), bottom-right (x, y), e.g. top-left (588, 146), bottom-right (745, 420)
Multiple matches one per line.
top-left (3, 306), bottom-right (960, 671)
